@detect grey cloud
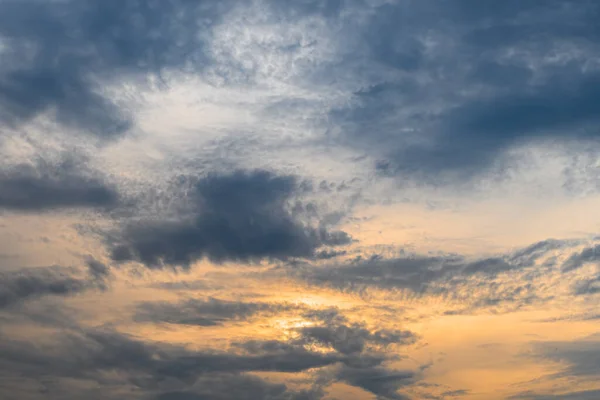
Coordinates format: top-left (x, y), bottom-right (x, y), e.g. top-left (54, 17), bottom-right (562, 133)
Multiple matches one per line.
top-left (0, 327), bottom-right (340, 400)
top-left (135, 297), bottom-right (295, 326)
top-left (151, 280), bottom-right (218, 291)
top-left (295, 255), bottom-right (459, 294)
top-left (562, 244), bottom-right (600, 272)
top-left (85, 257), bottom-right (110, 280)
top-left (573, 276), bottom-right (600, 295)
top-left (0, 266), bottom-right (96, 309)
top-left (0, 157), bottom-right (119, 212)
top-left (510, 335), bottom-right (600, 400)
top-left (0, 299), bottom-right (421, 399)
top-left (335, 365), bottom-right (415, 400)
top-left (325, 0), bottom-right (600, 181)
top-left (156, 374), bottom-right (323, 400)
top-left (297, 308), bottom-right (419, 399)
top-left (0, 0), bottom-right (228, 138)
top-left (441, 389), bottom-right (470, 398)
top-left (509, 239), bottom-right (575, 268)
top-left (510, 390), bottom-right (600, 400)
top-left (282, 240), bottom-right (589, 314)
top-left (530, 334), bottom-right (600, 379)
top-left (293, 239), bottom-right (582, 295)
top-left (230, 305), bottom-right (420, 399)
top-left (297, 307), bottom-right (417, 355)
top-left (109, 170), bottom-right (351, 269)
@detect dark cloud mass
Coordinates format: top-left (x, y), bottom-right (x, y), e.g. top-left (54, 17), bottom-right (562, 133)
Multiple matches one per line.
top-left (0, 0), bottom-right (227, 137)
top-left (109, 170), bottom-right (351, 268)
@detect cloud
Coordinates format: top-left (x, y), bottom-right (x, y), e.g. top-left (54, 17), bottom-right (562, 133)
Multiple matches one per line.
top-left (0, 327), bottom-right (340, 399)
top-left (0, 265), bottom-right (103, 309)
top-left (510, 390), bottom-right (600, 400)
top-left (321, 0), bottom-right (600, 182)
top-left (135, 297), bottom-right (295, 326)
top-left (283, 239), bottom-right (593, 314)
top-left (156, 374), bottom-right (323, 400)
top-left (109, 169), bottom-right (351, 268)
top-left (573, 276), bottom-right (600, 295)
top-left (297, 307), bottom-right (417, 355)
top-left (530, 333), bottom-right (600, 379)
top-left (562, 244), bottom-right (600, 272)
top-left (335, 365), bottom-right (415, 400)
top-left (0, 157), bottom-right (119, 211)
top-left (0, 0), bottom-right (227, 138)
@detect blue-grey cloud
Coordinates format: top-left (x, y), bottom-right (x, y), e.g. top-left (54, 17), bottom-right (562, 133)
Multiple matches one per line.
top-left (0, 313), bottom-right (420, 400)
top-left (0, 157), bottom-right (119, 211)
top-left (156, 374), bottom-right (323, 400)
top-left (562, 244), bottom-right (600, 272)
top-left (0, 0), bottom-right (227, 138)
top-left (531, 333), bottom-right (600, 378)
top-left (109, 170), bottom-right (351, 268)
top-left (510, 390), bottom-right (600, 400)
top-left (135, 297), bottom-right (296, 326)
top-left (0, 265), bottom-right (105, 309)
top-left (325, 0), bottom-right (600, 181)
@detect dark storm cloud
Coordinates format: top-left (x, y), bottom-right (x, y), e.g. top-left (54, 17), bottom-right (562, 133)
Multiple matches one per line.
top-left (0, 0), bottom-right (227, 137)
top-left (329, 0), bottom-right (600, 181)
top-left (0, 158), bottom-right (119, 211)
top-left (109, 170), bottom-right (351, 268)
top-left (0, 266), bottom-right (102, 309)
top-left (135, 297), bottom-right (295, 326)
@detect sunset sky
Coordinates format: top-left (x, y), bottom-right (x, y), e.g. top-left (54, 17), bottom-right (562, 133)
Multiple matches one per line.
top-left (1, 1), bottom-right (600, 399)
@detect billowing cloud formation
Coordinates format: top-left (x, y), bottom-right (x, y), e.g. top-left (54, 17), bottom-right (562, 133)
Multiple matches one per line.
top-left (0, 157), bottom-right (118, 211)
top-left (109, 170), bottom-right (351, 268)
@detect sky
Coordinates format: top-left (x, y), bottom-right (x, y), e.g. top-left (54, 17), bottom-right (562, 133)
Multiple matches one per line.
top-left (1, 0), bottom-right (600, 399)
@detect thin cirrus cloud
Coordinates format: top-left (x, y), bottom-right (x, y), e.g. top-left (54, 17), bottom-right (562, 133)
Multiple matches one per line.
top-left (0, 1), bottom-right (600, 400)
